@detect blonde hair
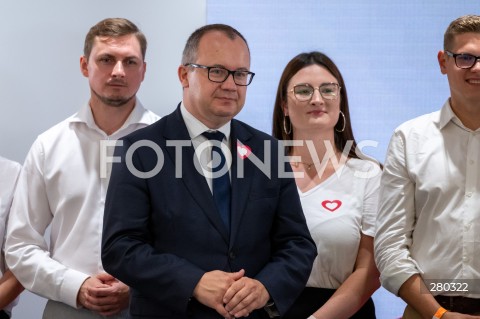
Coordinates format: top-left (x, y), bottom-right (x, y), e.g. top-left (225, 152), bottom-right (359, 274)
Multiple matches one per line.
top-left (444, 15), bottom-right (480, 50)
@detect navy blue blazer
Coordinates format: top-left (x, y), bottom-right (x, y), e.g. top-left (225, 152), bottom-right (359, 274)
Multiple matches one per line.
top-left (102, 106), bottom-right (316, 319)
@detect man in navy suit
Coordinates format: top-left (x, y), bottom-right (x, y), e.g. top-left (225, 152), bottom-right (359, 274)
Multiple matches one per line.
top-left (102, 24), bottom-right (316, 319)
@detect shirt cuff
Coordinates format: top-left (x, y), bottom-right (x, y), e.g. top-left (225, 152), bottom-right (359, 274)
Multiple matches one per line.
top-left (60, 269), bottom-right (90, 308)
top-left (380, 267), bottom-right (419, 296)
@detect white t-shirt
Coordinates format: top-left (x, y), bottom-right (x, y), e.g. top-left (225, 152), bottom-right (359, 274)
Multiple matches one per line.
top-left (300, 158), bottom-right (381, 289)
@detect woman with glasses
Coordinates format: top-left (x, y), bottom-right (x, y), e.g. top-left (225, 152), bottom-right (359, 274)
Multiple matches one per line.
top-left (272, 51), bottom-right (381, 319)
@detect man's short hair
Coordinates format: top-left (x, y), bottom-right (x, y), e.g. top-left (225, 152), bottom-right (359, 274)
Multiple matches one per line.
top-left (181, 23), bottom-right (249, 65)
top-left (444, 15), bottom-right (480, 50)
top-left (84, 18), bottom-right (147, 60)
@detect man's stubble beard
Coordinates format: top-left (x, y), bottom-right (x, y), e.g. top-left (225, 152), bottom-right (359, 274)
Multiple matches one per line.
top-left (92, 88), bottom-right (136, 107)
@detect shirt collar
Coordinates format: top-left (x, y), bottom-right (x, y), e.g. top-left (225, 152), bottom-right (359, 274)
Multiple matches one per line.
top-left (437, 98), bottom-right (474, 132)
top-left (180, 102), bottom-right (231, 140)
top-left (69, 98), bottom-right (151, 133)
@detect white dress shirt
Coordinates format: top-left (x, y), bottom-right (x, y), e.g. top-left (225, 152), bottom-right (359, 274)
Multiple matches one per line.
top-left (0, 156), bottom-right (21, 314)
top-left (299, 158), bottom-right (380, 289)
top-left (5, 101), bottom-right (159, 308)
top-left (180, 102), bottom-right (231, 191)
top-left (375, 99), bottom-right (480, 297)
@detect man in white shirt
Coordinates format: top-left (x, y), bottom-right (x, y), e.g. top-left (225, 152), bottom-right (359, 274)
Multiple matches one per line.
top-left (375, 15), bottom-right (480, 319)
top-left (0, 156), bottom-right (24, 319)
top-left (5, 18), bottom-right (159, 318)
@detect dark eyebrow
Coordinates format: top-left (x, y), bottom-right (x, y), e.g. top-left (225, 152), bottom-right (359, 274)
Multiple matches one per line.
top-left (98, 53), bottom-right (141, 61)
top-left (295, 83), bottom-right (313, 87)
top-left (211, 64), bottom-right (249, 71)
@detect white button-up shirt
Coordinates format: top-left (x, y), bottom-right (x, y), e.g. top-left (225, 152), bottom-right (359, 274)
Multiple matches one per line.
top-left (180, 102), bottom-right (231, 192)
top-left (0, 156), bottom-right (21, 314)
top-left (375, 99), bottom-right (480, 297)
top-left (5, 101), bottom-right (159, 308)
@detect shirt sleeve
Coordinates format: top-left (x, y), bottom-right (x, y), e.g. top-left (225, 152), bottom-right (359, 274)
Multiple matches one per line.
top-left (374, 129), bottom-right (421, 296)
top-left (5, 140), bottom-right (88, 308)
top-left (0, 159), bottom-right (21, 274)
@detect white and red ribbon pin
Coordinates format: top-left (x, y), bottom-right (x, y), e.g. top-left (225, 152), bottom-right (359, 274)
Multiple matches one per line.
top-left (237, 142), bottom-right (252, 159)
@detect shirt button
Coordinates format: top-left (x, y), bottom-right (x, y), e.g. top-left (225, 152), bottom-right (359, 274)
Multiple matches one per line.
top-left (229, 251), bottom-right (236, 260)
top-left (463, 256), bottom-right (469, 262)
top-left (466, 192), bottom-right (473, 198)
top-left (465, 223), bottom-right (472, 230)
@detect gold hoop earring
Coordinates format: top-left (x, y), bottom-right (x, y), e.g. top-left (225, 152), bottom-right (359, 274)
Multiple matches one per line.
top-left (335, 111), bottom-right (346, 132)
top-left (283, 115), bottom-right (292, 134)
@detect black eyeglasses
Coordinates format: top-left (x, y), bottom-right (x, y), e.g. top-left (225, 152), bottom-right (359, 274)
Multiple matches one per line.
top-left (445, 51), bottom-right (480, 69)
top-left (184, 63), bottom-right (255, 86)
top-left (289, 83), bottom-right (341, 101)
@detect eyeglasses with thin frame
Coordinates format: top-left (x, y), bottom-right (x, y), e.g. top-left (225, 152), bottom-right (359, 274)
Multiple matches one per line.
top-left (289, 83), bottom-right (341, 101)
top-left (445, 51), bottom-right (480, 69)
top-left (184, 63), bottom-right (255, 86)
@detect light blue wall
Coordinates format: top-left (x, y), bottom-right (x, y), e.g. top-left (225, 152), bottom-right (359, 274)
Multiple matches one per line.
top-left (207, 0), bottom-right (477, 162)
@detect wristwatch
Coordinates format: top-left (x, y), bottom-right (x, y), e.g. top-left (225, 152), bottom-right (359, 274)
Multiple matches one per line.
top-left (264, 299), bottom-right (280, 318)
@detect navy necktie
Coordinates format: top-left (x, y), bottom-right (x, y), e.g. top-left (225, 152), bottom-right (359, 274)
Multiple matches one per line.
top-left (202, 131), bottom-right (231, 232)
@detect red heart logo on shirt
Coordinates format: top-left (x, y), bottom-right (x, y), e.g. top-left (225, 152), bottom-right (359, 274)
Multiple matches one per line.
top-left (321, 200), bottom-right (342, 212)
top-left (237, 142), bottom-right (252, 159)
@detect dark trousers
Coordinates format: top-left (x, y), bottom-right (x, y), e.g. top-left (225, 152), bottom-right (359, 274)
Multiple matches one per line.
top-left (0, 310), bottom-right (10, 319)
top-left (435, 295), bottom-right (480, 315)
top-left (283, 287), bottom-right (376, 319)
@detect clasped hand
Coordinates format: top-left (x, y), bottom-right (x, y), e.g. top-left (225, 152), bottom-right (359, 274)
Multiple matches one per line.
top-left (193, 269), bottom-right (270, 318)
top-left (77, 272), bottom-right (129, 316)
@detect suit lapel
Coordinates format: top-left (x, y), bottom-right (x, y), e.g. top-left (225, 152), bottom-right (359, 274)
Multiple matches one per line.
top-left (163, 106), bottom-right (229, 243)
top-left (229, 120), bottom-right (255, 246)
